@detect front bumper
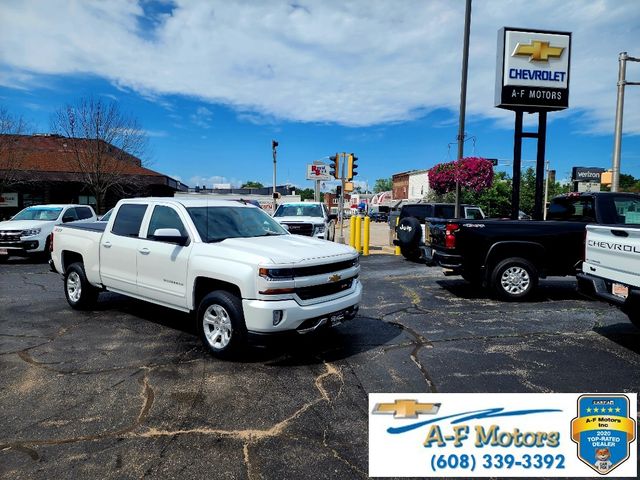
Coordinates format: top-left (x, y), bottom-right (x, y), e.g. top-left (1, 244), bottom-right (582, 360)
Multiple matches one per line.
top-left (242, 279), bottom-right (362, 334)
top-left (0, 239), bottom-right (42, 255)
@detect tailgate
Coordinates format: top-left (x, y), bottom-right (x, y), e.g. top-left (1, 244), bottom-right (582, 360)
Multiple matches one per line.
top-left (584, 224), bottom-right (640, 288)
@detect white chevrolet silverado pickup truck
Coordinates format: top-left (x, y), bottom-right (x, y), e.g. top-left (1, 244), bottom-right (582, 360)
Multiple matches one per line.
top-left (51, 198), bottom-right (362, 357)
top-left (577, 223), bottom-right (640, 329)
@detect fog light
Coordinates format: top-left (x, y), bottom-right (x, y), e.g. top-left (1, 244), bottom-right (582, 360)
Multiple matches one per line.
top-left (273, 310), bottom-right (283, 326)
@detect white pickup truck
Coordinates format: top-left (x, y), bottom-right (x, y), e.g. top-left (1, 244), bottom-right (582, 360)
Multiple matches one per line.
top-left (51, 198), bottom-right (362, 357)
top-left (577, 223), bottom-right (640, 328)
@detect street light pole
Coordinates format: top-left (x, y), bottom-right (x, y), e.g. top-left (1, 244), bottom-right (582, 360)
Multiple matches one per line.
top-left (272, 140), bottom-right (278, 212)
top-left (455, 0), bottom-right (472, 218)
top-left (611, 52), bottom-right (640, 192)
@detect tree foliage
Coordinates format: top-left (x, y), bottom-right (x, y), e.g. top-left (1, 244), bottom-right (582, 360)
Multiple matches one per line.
top-left (51, 97), bottom-right (148, 213)
top-left (241, 181), bottom-right (264, 189)
top-left (429, 157), bottom-right (494, 195)
top-left (373, 177), bottom-right (392, 193)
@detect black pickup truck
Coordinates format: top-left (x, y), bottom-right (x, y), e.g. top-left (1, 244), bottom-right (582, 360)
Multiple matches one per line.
top-left (423, 192), bottom-right (640, 300)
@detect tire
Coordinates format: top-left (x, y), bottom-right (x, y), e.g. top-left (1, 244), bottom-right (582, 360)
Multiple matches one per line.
top-left (64, 262), bottom-right (99, 310)
top-left (625, 310), bottom-right (640, 329)
top-left (490, 257), bottom-right (538, 301)
top-left (0, 255), bottom-right (8, 263)
top-left (400, 246), bottom-right (422, 262)
top-left (197, 291), bottom-right (247, 358)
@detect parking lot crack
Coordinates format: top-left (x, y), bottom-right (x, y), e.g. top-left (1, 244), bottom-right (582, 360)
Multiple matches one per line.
top-left (322, 428), bottom-right (367, 478)
top-left (387, 321), bottom-right (437, 392)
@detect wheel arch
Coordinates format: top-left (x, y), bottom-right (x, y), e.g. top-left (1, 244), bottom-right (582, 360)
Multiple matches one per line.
top-left (193, 277), bottom-right (242, 312)
top-left (484, 241), bottom-right (546, 277)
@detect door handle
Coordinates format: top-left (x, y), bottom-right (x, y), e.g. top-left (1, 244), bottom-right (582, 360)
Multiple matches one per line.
top-left (611, 229), bottom-right (629, 237)
top-left (139, 247), bottom-right (150, 255)
top-left (102, 241), bottom-right (112, 248)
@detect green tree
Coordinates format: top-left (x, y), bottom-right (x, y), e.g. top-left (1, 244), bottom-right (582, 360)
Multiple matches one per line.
top-left (373, 177), bottom-right (392, 193)
top-left (619, 173), bottom-right (640, 192)
top-left (241, 181), bottom-right (264, 189)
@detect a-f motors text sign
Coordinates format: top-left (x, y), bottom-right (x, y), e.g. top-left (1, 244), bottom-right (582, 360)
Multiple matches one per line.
top-left (495, 28), bottom-right (571, 111)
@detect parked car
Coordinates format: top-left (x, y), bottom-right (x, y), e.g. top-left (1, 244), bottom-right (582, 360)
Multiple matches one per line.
top-left (578, 221), bottom-right (640, 328)
top-left (0, 204), bottom-right (96, 262)
top-left (394, 202), bottom-right (485, 261)
top-left (423, 192), bottom-right (640, 301)
top-left (368, 211), bottom-right (389, 223)
top-left (273, 202), bottom-right (337, 241)
top-left (50, 198), bottom-right (361, 357)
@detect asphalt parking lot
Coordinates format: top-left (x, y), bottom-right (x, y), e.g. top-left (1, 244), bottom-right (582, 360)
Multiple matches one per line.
top-left (1, 255), bottom-right (639, 479)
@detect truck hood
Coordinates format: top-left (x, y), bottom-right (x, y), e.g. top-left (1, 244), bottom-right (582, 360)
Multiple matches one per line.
top-left (0, 220), bottom-right (55, 231)
top-left (274, 216), bottom-right (324, 224)
top-left (216, 234), bottom-right (355, 264)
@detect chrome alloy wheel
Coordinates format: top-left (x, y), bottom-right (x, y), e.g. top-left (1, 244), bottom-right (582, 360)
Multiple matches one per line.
top-left (66, 271), bottom-right (82, 303)
top-left (202, 304), bottom-right (233, 350)
top-left (500, 266), bottom-right (530, 295)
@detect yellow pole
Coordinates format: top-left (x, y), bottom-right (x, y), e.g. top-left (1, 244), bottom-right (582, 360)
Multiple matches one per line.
top-left (394, 216), bottom-right (401, 255)
top-left (363, 215), bottom-right (370, 256)
top-left (355, 215), bottom-right (362, 253)
top-left (349, 215), bottom-right (356, 247)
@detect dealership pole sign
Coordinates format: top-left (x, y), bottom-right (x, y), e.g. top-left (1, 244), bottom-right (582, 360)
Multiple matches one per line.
top-left (495, 28), bottom-right (571, 111)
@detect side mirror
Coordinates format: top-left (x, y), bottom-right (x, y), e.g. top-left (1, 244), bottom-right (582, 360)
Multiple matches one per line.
top-left (153, 228), bottom-right (189, 246)
top-left (62, 216), bottom-right (75, 223)
top-left (328, 214), bottom-right (338, 221)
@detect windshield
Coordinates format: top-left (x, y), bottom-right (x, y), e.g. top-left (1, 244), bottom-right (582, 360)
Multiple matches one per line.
top-left (187, 206), bottom-right (287, 242)
top-left (274, 204), bottom-right (323, 218)
top-left (12, 207), bottom-right (63, 221)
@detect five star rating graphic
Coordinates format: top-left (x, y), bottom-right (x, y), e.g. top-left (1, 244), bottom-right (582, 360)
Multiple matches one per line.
top-left (513, 40), bottom-right (564, 61)
top-left (372, 400), bottom-right (440, 419)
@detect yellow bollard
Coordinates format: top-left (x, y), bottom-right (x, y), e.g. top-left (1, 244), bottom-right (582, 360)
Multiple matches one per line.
top-left (363, 215), bottom-right (370, 256)
top-left (349, 215), bottom-right (356, 247)
top-left (394, 216), bottom-right (401, 255)
top-left (355, 215), bottom-right (362, 253)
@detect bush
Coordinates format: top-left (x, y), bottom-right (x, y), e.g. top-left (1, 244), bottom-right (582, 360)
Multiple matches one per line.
top-left (429, 157), bottom-right (494, 195)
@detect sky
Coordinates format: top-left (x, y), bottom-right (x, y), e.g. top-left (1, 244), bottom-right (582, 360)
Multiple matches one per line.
top-left (1, 0), bottom-right (639, 191)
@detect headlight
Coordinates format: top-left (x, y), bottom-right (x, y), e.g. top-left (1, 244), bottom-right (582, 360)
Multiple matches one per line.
top-left (259, 267), bottom-right (295, 280)
top-left (314, 225), bottom-right (326, 234)
top-left (351, 256), bottom-right (359, 267)
top-left (22, 228), bottom-right (41, 237)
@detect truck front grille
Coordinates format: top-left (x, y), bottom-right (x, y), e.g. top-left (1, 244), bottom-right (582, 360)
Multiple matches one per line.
top-left (0, 230), bottom-right (23, 242)
top-left (283, 223), bottom-right (313, 236)
top-left (296, 278), bottom-right (354, 300)
top-left (293, 258), bottom-right (358, 277)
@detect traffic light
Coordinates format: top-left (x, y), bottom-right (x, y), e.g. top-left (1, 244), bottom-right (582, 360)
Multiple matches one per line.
top-left (329, 154), bottom-right (340, 179)
top-left (488, 158), bottom-right (499, 166)
top-left (347, 153), bottom-right (358, 180)
top-left (336, 185), bottom-right (342, 196)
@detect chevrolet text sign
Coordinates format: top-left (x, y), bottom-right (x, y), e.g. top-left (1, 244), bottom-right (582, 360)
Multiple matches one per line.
top-left (495, 27), bottom-right (571, 111)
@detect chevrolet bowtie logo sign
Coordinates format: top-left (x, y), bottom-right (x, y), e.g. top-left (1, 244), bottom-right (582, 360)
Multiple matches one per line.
top-left (513, 40), bottom-right (564, 61)
top-left (372, 400), bottom-right (440, 419)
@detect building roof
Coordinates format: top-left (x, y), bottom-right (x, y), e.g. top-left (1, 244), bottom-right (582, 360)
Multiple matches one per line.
top-left (1, 134), bottom-right (164, 177)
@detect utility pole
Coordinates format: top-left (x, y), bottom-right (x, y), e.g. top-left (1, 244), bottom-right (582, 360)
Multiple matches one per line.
top-left (338, 153), bottom-right (346, 244)
top-left (272, 140), bottom-right (278, 212)
top-left (611, 52), bottom-right (640, 192)
top-left (454, 0), bottom-right (472, 218)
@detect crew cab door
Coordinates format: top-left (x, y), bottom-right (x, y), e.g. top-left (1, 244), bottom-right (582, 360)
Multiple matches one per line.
top-left (99, 203), bottom-right (148, 294)
top-left (136, 204), bottom-right (192, 309)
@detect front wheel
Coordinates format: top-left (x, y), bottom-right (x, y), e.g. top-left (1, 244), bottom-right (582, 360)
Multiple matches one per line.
top-left (64, 262), bottom-right (99, 310)
top-left (197, 291), bottom-right (247, 358)
top-left (491, 257), bottom-right (538, 301)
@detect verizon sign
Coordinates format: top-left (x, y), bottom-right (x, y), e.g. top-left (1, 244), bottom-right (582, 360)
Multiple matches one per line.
top-left (495, 27), bottom-right (571, 111)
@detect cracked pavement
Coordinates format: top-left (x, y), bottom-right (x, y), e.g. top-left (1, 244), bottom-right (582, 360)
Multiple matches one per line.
top-left (1, 255), bottom-right (639, 478)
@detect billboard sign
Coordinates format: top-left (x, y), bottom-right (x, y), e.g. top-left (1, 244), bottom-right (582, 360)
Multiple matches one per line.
top-left (306, 163), bottom-right (332, 180)
top-left (495, 27), bottom-right (571, 111)
top-left (0, 192), bottom-right (18, 207)
top-left (572, 167), bottom-right (604, 182)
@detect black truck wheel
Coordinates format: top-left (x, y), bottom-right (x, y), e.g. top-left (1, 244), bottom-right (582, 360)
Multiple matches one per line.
top-left (396, 217), bottom-right (422, 262)
top-left (491, 257), bottom-right (538, 301)
top-left (197, 291), bottom-right (247, 358)
top-left (64, 262), bottom-right (99, 310)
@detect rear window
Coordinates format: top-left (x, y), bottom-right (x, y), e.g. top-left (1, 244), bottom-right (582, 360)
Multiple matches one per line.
top-left (400, 205), bottom-right (430, 220)
top-left (433, 205), bottom-right (455, 218)
top-left (112, 204), bottom-right (147, 237)
top-left (547, 197), bottom-right (596, 221)
top-left (614, 197), bottom-right (640, 224)
top-left (76, 207), bottom-right (94, 220)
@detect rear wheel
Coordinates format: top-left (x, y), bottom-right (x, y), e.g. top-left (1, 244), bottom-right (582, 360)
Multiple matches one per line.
top-left (197, 291), bottom-right (247, 358)
top-left (491, 257), bottom-right (538, 301)
top-left (64, 262), bottom-right (99, 309)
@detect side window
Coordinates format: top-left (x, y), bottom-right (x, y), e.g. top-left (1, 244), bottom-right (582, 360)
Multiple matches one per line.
top-left (112, 204), bottom-right (147, 237)
top-left (147, 205), bottom-right (187, 239)
top-left (614, 198), bottom-right (640, 224)
top-left (76, 207), bottom-right (93, 220)
top-left (62, 208), bottom-right (78, 222)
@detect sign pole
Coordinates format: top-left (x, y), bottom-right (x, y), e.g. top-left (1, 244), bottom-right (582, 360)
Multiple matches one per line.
top-left (533, 111), bottom-right (547, 220)
top-left (511, 110), bottom-right (523, 220)
top-left (315, 179), bottom-right (320, 202)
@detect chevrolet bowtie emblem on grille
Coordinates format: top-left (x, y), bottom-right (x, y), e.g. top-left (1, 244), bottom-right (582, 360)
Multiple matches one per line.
top-left (328, 273), bottom-right (341, 283)
top-left (513, 40), bottom-right (564, 61)
top-left (372, 400), bottom-right (440, 419)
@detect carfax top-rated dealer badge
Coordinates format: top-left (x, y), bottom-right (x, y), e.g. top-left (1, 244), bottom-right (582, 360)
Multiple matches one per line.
top-left (369, 393), bottom-right (637, 477)
top-left (571, 394), bottom-right (636, 474)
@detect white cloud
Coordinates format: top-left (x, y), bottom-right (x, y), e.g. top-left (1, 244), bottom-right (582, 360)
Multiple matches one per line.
top-left (0, 0), bottom-right (639, 134)
top-left (190, 106), bottom-right (213, 128)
